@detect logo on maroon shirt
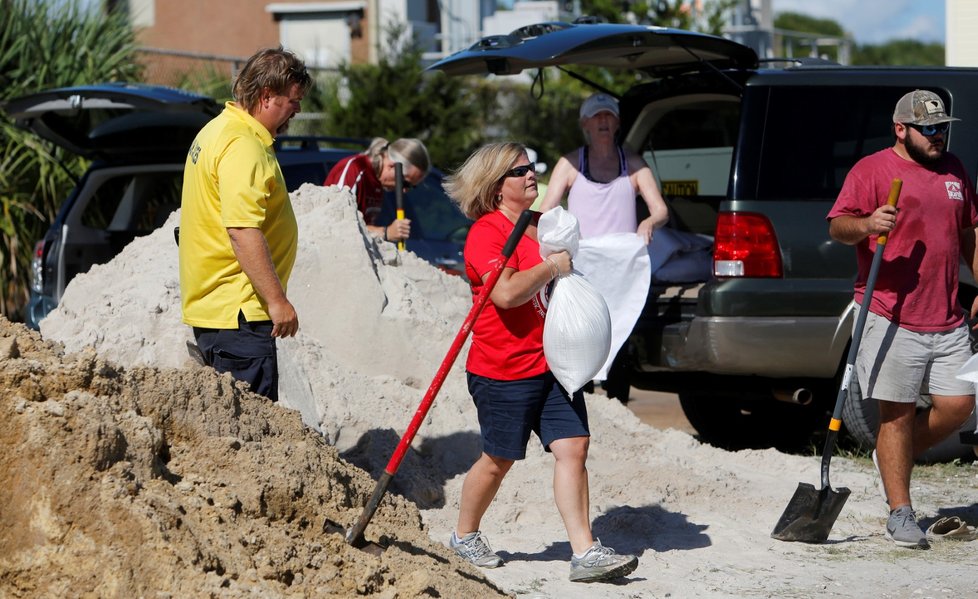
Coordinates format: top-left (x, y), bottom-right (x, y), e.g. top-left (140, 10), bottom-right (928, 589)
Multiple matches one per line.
top-left (946, 181), bottom-right (964, 201)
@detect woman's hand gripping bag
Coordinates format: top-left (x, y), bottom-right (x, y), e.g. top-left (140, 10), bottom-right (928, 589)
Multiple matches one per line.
top-left (538, 207), bottom-right (612, 393)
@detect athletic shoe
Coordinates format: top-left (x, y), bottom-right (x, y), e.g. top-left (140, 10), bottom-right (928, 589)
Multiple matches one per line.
top-left (569, 539), bottom-right (639, 583)
top-left (885, 506), bottom-right (930, 549)
top-left (449, 531), bottom-right (503, 568)
top-left (871, 449), bottom-right (888, 503)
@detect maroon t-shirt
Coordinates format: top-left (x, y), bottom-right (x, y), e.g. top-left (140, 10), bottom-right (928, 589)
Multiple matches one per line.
top-left (324, 154), bottom-right (383, 225)
top-left (828, 148), bottom-right (978, 332)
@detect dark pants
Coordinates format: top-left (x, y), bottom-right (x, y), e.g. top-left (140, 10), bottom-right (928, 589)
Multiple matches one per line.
top-left (193, 311), bottom-right (278, 401)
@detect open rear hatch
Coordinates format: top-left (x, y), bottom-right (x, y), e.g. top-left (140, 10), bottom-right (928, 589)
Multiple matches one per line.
top-left (427, 21), bottom-right (757, 77)
top-left (3, 82), bottom-right (220, 161)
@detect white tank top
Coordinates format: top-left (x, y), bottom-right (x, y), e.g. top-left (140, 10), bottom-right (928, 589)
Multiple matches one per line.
top-left (566, 146), bottom-right (636, 238)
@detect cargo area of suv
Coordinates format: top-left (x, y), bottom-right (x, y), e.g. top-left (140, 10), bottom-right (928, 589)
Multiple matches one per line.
top-left (429, 20), bottom-right (978, 460)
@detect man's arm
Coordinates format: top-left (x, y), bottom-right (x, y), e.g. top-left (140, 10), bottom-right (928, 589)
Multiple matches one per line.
top-left (227, 227), bottom-right (298, 337)
top-left (828, 204), bottom-right (898, 245)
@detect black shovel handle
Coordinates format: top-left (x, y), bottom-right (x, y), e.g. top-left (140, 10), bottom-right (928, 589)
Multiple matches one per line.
top-left (821, 178), bottom-right (902, 490)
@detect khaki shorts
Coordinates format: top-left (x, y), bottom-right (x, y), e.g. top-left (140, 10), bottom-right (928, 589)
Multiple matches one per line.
top-left (855, 310), bottom-right (975, 403)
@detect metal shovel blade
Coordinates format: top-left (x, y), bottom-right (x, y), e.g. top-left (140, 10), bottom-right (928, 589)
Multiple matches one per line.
top-left (770, 482), bottom-right (851, 543)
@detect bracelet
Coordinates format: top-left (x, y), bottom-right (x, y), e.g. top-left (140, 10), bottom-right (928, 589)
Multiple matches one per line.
top-left (383, 225), bottom-right (389, 241)
top-left (544, 257), bottom-right (559, 280)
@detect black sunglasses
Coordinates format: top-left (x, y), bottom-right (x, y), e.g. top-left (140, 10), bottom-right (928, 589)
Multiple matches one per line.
top-left (502, 162), bottom-right (536, 179)
top-left (906, 122), bottom-right (950, 136)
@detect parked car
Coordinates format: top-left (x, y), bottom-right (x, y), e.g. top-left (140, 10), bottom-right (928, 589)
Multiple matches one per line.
top-left (430, 21), bottom-right (978, 460)
top-left (5, 84), bottom-right (470, 330)
top-left (4, 83), bottom-right (221, 329)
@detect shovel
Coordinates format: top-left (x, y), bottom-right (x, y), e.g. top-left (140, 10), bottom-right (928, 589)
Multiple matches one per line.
top-left (339, 209), bottom-right (533, 551)
top-left (771, 177), bottom-right (902, 543)
top-left (395, 162), bottom-right (406, 252)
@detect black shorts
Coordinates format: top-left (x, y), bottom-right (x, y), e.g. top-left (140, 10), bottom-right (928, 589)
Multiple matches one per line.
top-left (193, 311), bottom-right (278, 401)
top-left (466, 371), bottom-right (589, 460)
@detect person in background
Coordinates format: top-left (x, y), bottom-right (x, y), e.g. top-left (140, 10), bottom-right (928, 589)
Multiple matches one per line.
top-left (324, 137), bottom-right (431, 243)
top-left (179, 46), bottom-right (312, 402)
top-left (442, 141), bottom-right (639, 583)
top-left (828, 89), bottom-right (978, 549)
top-left (539, 92), bottom-right (669, 402)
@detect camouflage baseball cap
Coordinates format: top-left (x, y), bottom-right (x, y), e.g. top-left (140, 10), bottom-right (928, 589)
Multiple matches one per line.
top-left (892, 89), bottom-right (960, 125)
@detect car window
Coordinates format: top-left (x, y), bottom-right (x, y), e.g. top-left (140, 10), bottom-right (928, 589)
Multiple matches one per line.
top-left (80, 172), bottom-right (182, 233)
top-left (643, 102), bottom-right (740, 198)
top-left (741, 85), bottom-right (925, 201)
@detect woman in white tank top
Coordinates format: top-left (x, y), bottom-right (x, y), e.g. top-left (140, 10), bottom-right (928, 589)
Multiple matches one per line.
top-left (539, 93), bottom-right (668, 241)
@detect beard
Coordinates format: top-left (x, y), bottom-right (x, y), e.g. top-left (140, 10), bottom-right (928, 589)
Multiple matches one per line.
top-left (905, 134), bottom-right (944, 166)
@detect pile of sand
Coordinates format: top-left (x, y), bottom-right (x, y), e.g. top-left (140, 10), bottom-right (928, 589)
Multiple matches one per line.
top-left (6, 184), bottom-right (977, 598)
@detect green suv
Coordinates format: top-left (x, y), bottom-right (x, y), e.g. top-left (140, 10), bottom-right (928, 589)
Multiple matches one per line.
top-left (430, 21), bottom-right (978, 460)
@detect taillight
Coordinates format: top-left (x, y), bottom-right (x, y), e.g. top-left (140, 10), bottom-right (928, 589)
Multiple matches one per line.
top-left (31, 240), bottom-right (46, 292)
top-left (713, 211), bottom-right (783, 278)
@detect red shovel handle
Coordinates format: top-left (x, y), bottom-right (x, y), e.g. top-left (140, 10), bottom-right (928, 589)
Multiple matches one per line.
top-left (346, 209), bottom-right (532, 546)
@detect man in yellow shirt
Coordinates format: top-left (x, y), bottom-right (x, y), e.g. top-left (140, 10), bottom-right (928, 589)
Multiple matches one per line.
top-left (180, 47), bottom-right (312, 401)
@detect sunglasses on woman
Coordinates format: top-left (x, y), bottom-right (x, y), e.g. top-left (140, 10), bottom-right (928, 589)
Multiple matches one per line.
top-left (502, 162), bottom-right (536, 178)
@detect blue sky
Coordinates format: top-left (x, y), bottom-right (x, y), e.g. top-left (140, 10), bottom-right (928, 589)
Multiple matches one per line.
top-left (499, 1), bottom-right (945, 45)
top-left (773, 0), bottom-right (945, 45)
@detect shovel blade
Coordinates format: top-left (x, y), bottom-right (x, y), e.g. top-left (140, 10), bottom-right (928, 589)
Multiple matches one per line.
top-left (771, 482), bottom-right (851, 543)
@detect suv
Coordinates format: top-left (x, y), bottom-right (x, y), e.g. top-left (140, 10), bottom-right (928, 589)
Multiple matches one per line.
top-left (6, 85), bottom-right (471, 330)
top-left (430, 21), bottom-right (978, 459)
top-left (3, 83), bottom-right (222, 329)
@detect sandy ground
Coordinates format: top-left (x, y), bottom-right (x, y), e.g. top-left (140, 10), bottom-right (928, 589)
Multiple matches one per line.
top-left (4, 184), bottom-right (977, 598)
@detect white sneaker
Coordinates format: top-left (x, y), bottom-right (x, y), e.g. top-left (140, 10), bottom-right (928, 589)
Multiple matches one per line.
top-left (449, 531), bottom-right (503, 568)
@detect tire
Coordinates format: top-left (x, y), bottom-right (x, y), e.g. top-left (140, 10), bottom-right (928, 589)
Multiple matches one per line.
top-left (678, 391), bottom-right (823, 451)
top-left (841, 377), bottom-right (977, 463)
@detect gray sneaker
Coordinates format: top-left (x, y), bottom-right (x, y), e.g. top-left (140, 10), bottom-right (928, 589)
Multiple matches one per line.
top-left (886, 506), bottom-right (929, 549)
top-left (450, 531), bottom-right (503, 568)
top-left (569, 539), bottom-right (638, 583)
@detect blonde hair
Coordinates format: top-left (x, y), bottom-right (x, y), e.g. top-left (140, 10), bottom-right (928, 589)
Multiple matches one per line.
top-left (232, 47), bottom-right (312, 112)
top-left (443, 142), bottom-right (526, 220)
top-left (365, 137), bottom-right (431, 178)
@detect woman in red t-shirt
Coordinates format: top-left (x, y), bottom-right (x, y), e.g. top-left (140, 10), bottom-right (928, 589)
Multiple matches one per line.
top-left (440, 142), bottom-right (639, 583)
top-left (323, 137), bottom-right (430, 242)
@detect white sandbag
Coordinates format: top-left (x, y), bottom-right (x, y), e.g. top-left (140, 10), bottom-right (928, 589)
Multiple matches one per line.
top-left (575, 233), bottom-right (651, 380)
top-left (543, 273), bottom-right (612, 393)
top-left (538, 207), bottom-right (613, 393)
top-left (538, 205), bottom-right (580, 258)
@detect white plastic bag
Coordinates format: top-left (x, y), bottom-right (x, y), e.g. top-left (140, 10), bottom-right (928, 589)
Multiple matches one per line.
top-left (538, 207), bottom-right (612, 393)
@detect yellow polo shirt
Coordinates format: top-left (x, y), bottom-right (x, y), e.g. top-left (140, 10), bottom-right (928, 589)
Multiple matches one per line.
top-left (179, 102), bottom-right (298, 328)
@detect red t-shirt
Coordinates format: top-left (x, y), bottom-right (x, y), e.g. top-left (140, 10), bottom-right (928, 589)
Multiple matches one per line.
top-left (324, 154), bottom-right (383, 225)
top-left (465, 210), bottom-right (550, 380)
top-left (828, 147), bottom-right (978, 332)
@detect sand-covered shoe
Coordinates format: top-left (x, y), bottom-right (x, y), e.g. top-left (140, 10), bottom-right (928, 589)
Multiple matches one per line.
top-left (450, 531), bottom-right (503, 568)
top-left (569, 539), bottom-right (638, 583)
top-left (926, 516), bottom-right (977, 542)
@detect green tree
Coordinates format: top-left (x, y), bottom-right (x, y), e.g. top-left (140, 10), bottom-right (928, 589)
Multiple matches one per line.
top-left (313, 26), bottom-right (484, 170)
top-left (0, 0), bottom-right (141, 321)
top-left (853, 40), bottom-right (944, 66)
top-left (773, 11), bottom-right (849, 63)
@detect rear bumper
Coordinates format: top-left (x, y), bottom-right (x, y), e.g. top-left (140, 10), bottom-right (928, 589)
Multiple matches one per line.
top-left (656, 314), bottom-right (850, 378)
top-left (25, 292), bottom-right (56, 330)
